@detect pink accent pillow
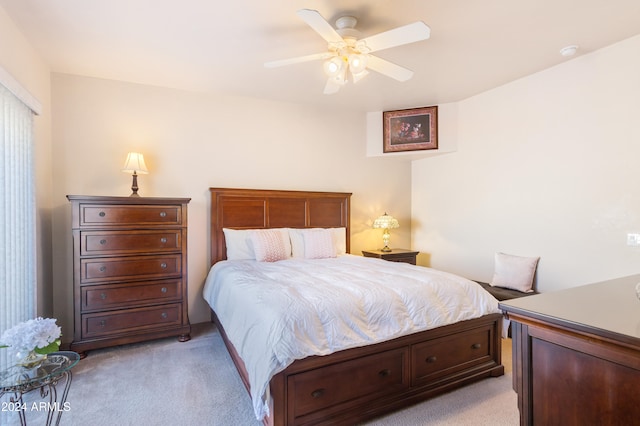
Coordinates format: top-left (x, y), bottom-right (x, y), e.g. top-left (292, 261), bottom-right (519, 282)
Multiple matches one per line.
top-left (303, 229), bottom-right (336, 259)
top-left (250, 229), bottom-right (290, 262)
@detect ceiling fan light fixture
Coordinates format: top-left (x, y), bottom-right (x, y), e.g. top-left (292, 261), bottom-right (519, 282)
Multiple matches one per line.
top-left (266, 9), bottom-right (431, 94)
top-left (331, 66), bottom-right (348, 85)
top-left (323, 56), bottom-right (344, 77)
top-left (348, 53), bottom-right (368, 74)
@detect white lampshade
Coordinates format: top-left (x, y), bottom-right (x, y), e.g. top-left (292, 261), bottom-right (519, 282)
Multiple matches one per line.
top-left (122, 152), bottom-right (149, 175)
top-left (323, 56), bottom-right (344, 77)
top-left (372, 213), bottom-right (399, 230)
top-left (348, 53), bottom-right (368, 75)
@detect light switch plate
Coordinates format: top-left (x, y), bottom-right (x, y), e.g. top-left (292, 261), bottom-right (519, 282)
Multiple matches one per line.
top-left (627, 233), bottom-right (640, 246)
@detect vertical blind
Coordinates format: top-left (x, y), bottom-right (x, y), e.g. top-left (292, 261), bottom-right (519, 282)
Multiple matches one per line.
top-left (0, 83), bottom-right (36, 369)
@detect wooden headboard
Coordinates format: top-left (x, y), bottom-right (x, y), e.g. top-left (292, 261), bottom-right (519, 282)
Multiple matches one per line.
top-left (209, 188), bottom-right (352, 265)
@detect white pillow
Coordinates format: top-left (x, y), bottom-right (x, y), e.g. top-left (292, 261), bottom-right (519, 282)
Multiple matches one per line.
top-left (490, 252), bottom-right (540, 293)
top-left (223, 228), bottom-right (291, 261)
top-left (223, 228), bottom-right (254, 260)
top-left (250, 229), bottom-right (291, 262)
top-left (289, 228), bottom-right (346, 258)
top-left (302, 229), bottom-right (337, 259)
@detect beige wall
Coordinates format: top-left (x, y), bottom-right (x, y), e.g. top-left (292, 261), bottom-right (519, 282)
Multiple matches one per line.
top-left (0, 7), bottom-right (54, 317)
top-left (50, 74), bottom-right (412, 340)
top-left (412, 35), bottom-right (640, 291)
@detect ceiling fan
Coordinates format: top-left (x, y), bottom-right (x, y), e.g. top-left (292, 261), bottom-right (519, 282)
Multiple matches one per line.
top-left (264, 9), bottom-right (431, 95)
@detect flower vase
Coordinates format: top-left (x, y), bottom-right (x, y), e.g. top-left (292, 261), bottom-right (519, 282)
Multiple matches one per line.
top-left (17, 350), bottom-right (47, 369)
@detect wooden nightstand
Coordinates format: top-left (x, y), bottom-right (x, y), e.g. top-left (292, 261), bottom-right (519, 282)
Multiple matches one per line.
top-left (362, 249), bottom-right (419, 265)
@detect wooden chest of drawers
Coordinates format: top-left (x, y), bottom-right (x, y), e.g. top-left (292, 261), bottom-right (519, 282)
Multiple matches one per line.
top-left (67, 195), bottom-right (191, 357)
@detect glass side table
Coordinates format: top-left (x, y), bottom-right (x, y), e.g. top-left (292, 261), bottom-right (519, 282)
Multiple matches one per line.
top-left (0, 351), bottom-right (80, 426)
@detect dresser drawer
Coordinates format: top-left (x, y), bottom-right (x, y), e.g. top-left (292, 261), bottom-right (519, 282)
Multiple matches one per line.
top-left (80, 230), bottom-right (182, 256)
top-left (81, 279), bottom-right (182, 311)
top-left (81, 303), bottom-right (182, 339)
top-left (79, 204), bottom-right (183, 227)
top-left (80, 254), bottom-right (182, 284)
top-left (288, 347), bottom-right (409, 420)
top-left (411, 326), bottom-right (492, 386)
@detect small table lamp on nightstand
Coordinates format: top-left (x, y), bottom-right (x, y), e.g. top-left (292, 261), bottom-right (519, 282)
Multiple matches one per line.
top-left (372, 212), bottom-right (399, 252)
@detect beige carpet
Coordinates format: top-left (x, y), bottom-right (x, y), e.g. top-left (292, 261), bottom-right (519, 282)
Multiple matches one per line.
top-left (1, 323), bottom-right (518, 426)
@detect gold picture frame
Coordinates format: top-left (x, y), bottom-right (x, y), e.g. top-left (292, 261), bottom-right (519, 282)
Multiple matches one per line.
top-left (383, 106), bottom-right (438, 153)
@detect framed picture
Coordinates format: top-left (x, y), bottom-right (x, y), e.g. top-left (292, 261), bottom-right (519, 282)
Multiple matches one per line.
top-left (383, 106), bottom-right (438, 153)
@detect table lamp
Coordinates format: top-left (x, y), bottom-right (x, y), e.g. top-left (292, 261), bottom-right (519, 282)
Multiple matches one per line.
top-left (121, 152), bottom-right (148, 196)
top-left (372, 213), bottom-right (399, 252)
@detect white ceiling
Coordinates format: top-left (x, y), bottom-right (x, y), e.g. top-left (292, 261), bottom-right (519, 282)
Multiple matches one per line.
top-left (2, 0), bottom-right (640, 112)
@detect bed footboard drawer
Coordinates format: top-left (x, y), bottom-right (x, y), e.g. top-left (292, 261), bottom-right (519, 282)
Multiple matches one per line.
top-left (288, 347), bottom-right (409, 421)
top-left (411, 325), bottom-right (493, 386)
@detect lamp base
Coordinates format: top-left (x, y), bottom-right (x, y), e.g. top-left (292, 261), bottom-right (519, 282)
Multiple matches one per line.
top-left (381, 246), bottom-right (392, 252)
top-left (130, 172), bottom-right (140, 197)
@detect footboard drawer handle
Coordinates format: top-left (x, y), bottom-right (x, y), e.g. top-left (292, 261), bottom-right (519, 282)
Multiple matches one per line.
top-left (471, 343), bottom-right (482, 349)
top-left (378, 369), bottom-right (391, 377)
top-left (426, 356), bottom-right (437, 363)
top-left (311, 389), bottom-right (325, 398)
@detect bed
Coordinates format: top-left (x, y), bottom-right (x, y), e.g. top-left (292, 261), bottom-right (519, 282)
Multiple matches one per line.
top-left (205, 187), bottom-right (504, 426)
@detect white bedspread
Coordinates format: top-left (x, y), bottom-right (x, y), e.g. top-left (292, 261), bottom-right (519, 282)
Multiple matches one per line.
top-left (202, 254), bottom-right (500, 420)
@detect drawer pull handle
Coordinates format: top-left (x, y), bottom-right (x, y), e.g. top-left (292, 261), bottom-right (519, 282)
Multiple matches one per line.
top-left (99, 266), bottom-right (107, 272)
top-left (311, 389), bottom-right (325, 399)
top-left (471, 343), bottom-right (482, 350)
top-left (160, 262), bottom-right (167, 269)
top-left (99, 320), bottom-right (106, 327)
top-left (161, 312), bottom-right (168, 319)
top-left (426, 356), bottom-right (437, 363)
top-left (161, 287), bottom-right (167, 293)
top-left (160, 211), bottom-right (167, 217)
top-left (99, 211), bottom-right (106, 217)
top-left (99, 239), bottom-right (107, 245)
top-left (160, 237), bottom-right (167, 244)
top-left (378, 369), bottom-right (391, 378)
top-left (100, 293), bottom-right (107, 300)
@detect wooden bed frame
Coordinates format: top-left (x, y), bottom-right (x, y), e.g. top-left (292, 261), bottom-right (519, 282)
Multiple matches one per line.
top-left (209, 187), bottom-right (504, 426)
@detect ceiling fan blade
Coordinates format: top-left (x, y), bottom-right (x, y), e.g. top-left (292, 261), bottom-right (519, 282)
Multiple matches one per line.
top-left (323, 78), bottom-right (342, 95)
top-left (297, 9), bottom-right (344, 44)
top-left (359, 21), bottom-right (430, 53)
top-left (264, 52), bottom-right (333, 68)
top-left (366, 55), bottom-right (414, 82)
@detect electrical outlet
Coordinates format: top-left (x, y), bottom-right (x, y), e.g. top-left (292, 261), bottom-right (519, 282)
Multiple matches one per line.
top-left (627, 233), bottom-right (640, 246)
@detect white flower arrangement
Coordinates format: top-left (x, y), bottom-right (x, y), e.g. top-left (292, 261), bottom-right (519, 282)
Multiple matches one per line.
top-left (0, 317), bottom-right (62, 356)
